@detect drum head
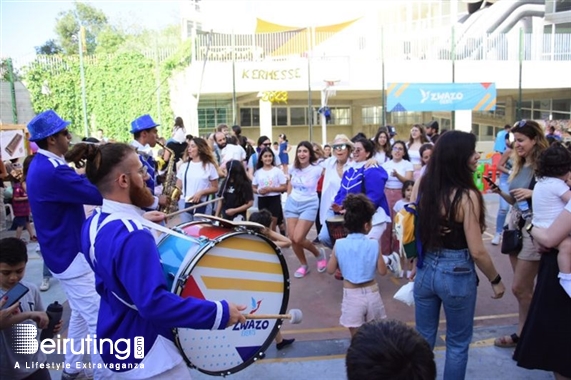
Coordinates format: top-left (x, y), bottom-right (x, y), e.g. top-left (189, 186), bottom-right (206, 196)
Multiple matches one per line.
top-left (173, 230), bottom-right (289, 375)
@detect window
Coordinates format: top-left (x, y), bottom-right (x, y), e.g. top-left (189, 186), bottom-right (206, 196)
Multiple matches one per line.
top-left (239, 107), bottom-right (260, 127)
top-left (272, 107), bottom-right (288, 126)
top-left (552, 99), bottom-right (571, 112)
top-left (290, 107), bottom-right (306, 125)
top-left (362, 106), bottom-right (383, 124)
top-left (330, 107), bottom-right (351, 125)
top-left (198, 108), bottom-right (227, 130)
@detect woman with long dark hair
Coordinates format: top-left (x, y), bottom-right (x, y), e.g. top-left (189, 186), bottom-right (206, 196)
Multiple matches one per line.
top-left (414, 131), bottom-right (505, 380)
top-left (284, 141), bottom-right (325, 278)
top-left (216, 160), bottom-right (254, 221)
top-left (252, 147), bottom-right (287, 231)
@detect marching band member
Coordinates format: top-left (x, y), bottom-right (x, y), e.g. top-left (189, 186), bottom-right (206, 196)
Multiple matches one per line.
top-left (67, 142), bottom-right (246, 379)
top-left (26, 110), bottom-right (105, 379)
top-left (130, 114), bottom-right (167, 210)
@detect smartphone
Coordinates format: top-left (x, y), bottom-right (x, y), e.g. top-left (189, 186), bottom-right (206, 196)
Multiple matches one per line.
top-left (483, 176), bottom-right (498, 189)
top-left (1, 283), bottom-right (29, 310)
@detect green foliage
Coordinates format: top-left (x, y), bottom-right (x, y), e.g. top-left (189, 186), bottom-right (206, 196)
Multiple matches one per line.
top-left (22, 44), bottom-right (193, 142)
top-left (95, 26), bottom-right (126, 55)
top-left (55, 2), bottom-right (108, 55)
top-left (35, 40), bottom-right (63, 55)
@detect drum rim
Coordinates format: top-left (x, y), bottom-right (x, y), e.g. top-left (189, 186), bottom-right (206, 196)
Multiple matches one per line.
top-left (170, 223), bottom-right (291, 375)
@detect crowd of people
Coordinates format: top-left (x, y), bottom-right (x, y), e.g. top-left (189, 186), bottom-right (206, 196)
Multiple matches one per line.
top-left (1, 111), bottom-right (570, 380)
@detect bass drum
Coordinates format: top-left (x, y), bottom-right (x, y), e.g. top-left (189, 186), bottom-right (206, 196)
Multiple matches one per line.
top-left (157, 216), bottom-right (290, 376)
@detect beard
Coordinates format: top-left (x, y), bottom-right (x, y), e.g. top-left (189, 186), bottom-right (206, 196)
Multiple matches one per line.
top-left (218, 141), bottom-right (227, 149)
top-left (129, 181), bottom-right (156, 209)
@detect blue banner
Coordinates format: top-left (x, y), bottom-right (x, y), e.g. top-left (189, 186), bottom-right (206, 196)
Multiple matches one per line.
top-left (387, 83), bottom-right (496, 112)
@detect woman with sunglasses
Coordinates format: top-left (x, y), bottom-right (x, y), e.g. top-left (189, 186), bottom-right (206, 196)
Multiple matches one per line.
top-left (380, 141), bottom-right (414, 261)
top-left (490, 120), bottom-right (549, 348)
top-left (318, 135), bottom-right (354, 248)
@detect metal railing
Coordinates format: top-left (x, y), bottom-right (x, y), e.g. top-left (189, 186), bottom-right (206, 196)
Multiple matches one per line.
top-left (194, 30), bottom-right (571, 62)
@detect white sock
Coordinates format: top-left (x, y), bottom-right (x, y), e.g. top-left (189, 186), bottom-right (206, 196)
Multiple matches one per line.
top-left (558, 272), bottom-right (571, 298)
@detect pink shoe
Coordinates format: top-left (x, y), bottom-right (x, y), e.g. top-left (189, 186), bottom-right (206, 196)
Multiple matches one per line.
top-left (294, 266), bottom-right (309, 278)
top-left (317, 248), bottom-right (327, 273)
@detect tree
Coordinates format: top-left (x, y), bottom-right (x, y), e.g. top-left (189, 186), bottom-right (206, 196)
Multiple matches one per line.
top-left (35, 40), bottom-right (63, 55)
top-left (55, 2), bottom-right (108, 55)
top-left (95, 26), bottom-right (126, 55)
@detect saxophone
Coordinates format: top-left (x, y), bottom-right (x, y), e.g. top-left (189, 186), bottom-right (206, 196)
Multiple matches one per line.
top-left (157, 142), bottom-right (182, 214)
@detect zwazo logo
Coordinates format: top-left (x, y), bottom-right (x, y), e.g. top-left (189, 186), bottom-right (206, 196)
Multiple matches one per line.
top-left (12, 325), bottom-right (144, 360)
top-left (420, 89), bottom-right (464, 104)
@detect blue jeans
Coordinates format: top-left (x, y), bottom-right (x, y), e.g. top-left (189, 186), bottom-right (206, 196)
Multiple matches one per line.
top-left (414, 248), bottom-right (477, 380)
top-left (495, 173), bottom-right (510, 234)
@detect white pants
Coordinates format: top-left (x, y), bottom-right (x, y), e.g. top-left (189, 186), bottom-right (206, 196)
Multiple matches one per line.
top-left (58, 271), bottom-right (104, 376)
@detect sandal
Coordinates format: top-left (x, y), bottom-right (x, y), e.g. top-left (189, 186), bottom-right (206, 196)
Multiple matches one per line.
top-left (494, 333), bottom-right (519, 348)
top-left (294, 266), bottom-right (309, 278)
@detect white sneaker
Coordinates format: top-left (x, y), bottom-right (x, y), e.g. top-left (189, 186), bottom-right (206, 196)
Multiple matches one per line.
top-left (387, 252), bottom-right (403, 277)
top-left (40, 277), bottom-right (50, 291)
top-left (491, 233), bottom-right (501, 246)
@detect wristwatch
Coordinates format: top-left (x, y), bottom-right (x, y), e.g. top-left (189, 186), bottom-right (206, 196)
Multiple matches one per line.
top-left (526, 223), bottom-right (534, 233)
top-left (491, 274), bottom-right (502, 285)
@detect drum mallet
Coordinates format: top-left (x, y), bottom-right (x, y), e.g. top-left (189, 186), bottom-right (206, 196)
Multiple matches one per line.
top-left (243, 309), bottom-right (303, 324)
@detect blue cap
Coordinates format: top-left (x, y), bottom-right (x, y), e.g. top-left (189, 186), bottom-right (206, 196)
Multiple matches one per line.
top-left (27, 110), bottom-right (71, 142)
top-left (130, 114), bottom-right (160, 134)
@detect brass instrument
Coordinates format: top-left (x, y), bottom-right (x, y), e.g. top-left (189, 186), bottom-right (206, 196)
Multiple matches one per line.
top-left (157, 142), bottom-right (182, 214)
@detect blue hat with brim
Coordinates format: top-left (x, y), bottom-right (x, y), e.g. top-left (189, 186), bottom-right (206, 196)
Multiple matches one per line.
top-left (131, 114), bottom-right (160, 134)
top-left (28, 110), bottom-right (71, 142)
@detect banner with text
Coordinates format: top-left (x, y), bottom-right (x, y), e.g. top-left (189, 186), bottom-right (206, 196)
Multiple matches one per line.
top-left (387, 83), bottom-right (496, 112)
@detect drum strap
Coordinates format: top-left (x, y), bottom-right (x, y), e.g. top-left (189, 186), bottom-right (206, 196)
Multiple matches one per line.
top-left (87, 208), bottom-right (197, 311)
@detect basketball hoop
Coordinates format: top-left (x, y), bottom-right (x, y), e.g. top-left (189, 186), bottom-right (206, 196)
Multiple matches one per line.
top-left (323, 79), bottom-right (339, 104)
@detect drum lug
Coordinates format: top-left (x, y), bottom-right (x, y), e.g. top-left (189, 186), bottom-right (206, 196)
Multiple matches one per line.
top-left (177, 273), bottom-right (189, 288)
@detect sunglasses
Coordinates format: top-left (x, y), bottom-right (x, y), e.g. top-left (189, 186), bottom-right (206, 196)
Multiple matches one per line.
top-left (332, 144), bottom-right (347, 151)
top-left (262, 143), bottom-right (271, 147)
top-left (127, 166), bottom-right (148, 176)
top-left (57, 129), bottom-right (71, 137)
top-left (513, 120), bottom-right (527, 129)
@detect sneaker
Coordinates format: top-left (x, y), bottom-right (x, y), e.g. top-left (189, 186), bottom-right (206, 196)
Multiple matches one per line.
top-left (491, 233), bottom-right (501, 246)
top-left (61, 369), bottom-right (92, 380)
top-left (387, 252), bottom-right (403, 277)
top-left (35, 246), bottom-right (41, 253)
top-left (294, 265), bottom-right (309, 278)
top-left (317, 248), bottom-right (327, 273)
top-left (276, 338), bottom-right (295, 350)
top-left (40, 277), bottom-right (50, 291)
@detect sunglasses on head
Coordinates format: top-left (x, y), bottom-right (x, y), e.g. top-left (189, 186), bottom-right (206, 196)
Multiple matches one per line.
top-left (332, 144), bottom-right (347, 151)
top-left (513, 120), bottom-right (527, 129)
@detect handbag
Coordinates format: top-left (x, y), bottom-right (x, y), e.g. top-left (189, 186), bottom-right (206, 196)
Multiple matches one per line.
top-left (501, 229), bottom-right (523, 254)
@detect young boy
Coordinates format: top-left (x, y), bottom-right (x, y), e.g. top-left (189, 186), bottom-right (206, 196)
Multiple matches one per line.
top-left (0, 237), bottom-right (59, 379)
top-left (326, 193), bottom-right (388, 337)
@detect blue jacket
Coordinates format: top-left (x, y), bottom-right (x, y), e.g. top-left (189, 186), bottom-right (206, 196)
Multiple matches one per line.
top-left (81, 201), bottom-right (230, 370)
top-left (334, 163), bottom-right (391, 218)
top-left (27, 151), bottom-right (102, 274)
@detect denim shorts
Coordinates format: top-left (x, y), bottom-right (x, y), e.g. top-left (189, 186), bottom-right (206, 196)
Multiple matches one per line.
top-left (284, 196), bottom-right (319, 221)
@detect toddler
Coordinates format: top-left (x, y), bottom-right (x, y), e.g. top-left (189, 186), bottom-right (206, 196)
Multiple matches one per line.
top-left (393, 180), bottom-right (414, 213)
top-left (326, 193), bottom-right (388, 337)
top-left (532, 143), bottom-right (571, 297)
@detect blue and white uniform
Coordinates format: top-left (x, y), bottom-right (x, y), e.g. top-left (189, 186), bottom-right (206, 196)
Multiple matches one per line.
top-left (27, 148), bottom-right (104, 376)
top-left (82, 199), bottom-right (230, 378)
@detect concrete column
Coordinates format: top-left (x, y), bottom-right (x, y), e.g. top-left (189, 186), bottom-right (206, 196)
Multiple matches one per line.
top-left (505, 96), bottom-right (515, 124)
top-left (454, 110), bottom-right (472, 132)
top-left (352, 104), bottom-right (363, 139)
top-left (259, 98), bottom-right (273, 139)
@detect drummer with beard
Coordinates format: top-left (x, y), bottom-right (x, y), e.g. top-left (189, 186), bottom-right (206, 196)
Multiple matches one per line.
top-left (67, 142), bottom-right (247, 379)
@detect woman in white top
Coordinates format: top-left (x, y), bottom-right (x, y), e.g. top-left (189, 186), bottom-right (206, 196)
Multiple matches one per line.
top-left (407, 124), bottom-right (431, 180)
top-left (176, 137), bottom-right (219, 220)
top-left (252, 147), bottom-right (287, 232)
top-left (318, 135), bottom-right (354, 247)
top-left (284, 141), bottom-right (326, 278)
top-left (380, 141), bottom-right (414, 256)
top-left (373, 128), bottom-right (392, 165)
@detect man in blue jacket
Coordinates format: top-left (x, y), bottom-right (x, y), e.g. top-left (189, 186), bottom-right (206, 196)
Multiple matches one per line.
top-left (67, 141), bottom-right (245, 378)
top-left (129, 114), bottom-right (167, 210)
top-left (26, 110), bottom-right (104, 379)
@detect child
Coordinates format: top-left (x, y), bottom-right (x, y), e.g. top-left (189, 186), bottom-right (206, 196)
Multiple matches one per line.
top-left (326, 193), bottom-right (388, 337)
top-left (216, 160), bottom-right (254, 221)
top-left (393, 180), bottom-right (414, 213)
top-left (252, 147), bottom-right (287, 233)
top-left (249, 209), bottom-right (295, 351)
top-left (0, 237), bottom-right (62, 379)
top-left (418, 143), bottom-right (433, 178)
top-left (532, 143), bottom-right (571, 297)
top-left (10, 172), bottom-right (37, 243)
